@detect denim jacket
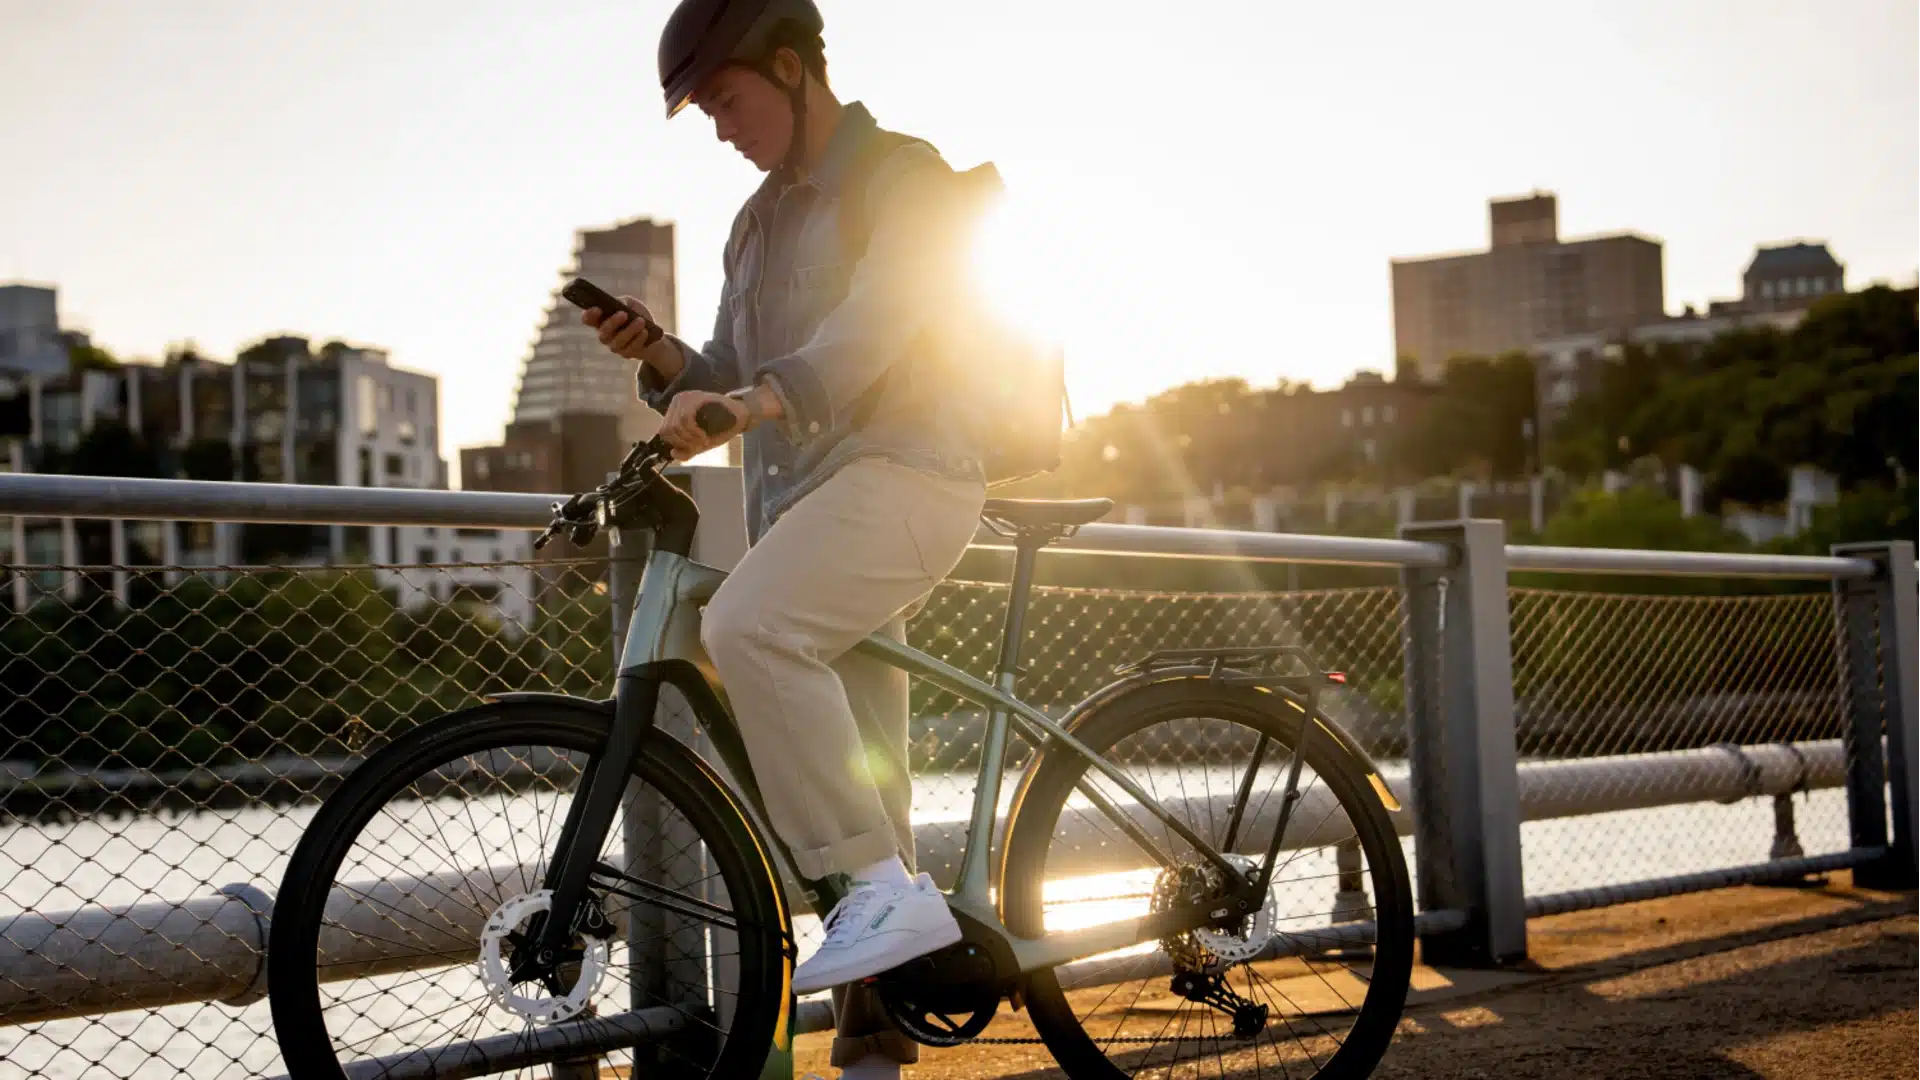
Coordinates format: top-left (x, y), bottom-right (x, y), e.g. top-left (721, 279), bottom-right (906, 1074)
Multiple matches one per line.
top-left (639, 102), bottom-right (986, 544)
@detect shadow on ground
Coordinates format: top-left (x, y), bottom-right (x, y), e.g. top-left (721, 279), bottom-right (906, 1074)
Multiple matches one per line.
top-left (795, 879), bottom-right (1917, 1080)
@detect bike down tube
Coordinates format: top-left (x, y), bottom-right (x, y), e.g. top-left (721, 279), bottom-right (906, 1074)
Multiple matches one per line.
top-left (852, 632), bottom-right (1246, 887)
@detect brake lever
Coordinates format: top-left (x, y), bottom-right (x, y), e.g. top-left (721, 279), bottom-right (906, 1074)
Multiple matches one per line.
top-left (531, 433), bottom-right (684, 551)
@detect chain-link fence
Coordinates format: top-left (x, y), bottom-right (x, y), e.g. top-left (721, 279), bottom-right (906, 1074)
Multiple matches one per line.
top-left (0, 557), bottom-right (1418, 1077)
top-left (1508, 586), bottom-right (1856, 897)
top-left (0, 558), bottom-right (610, 1079)
top-left (0, 546), bottom-right (1896, 1078)
top-left (904, 577), bottom-right (1411, 874)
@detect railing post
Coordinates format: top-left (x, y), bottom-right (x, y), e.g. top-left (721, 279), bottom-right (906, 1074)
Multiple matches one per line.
top-left (1398, 518), bottom-right (1527, 967)
top-left (1833, 540), bottom-right (1918, 888)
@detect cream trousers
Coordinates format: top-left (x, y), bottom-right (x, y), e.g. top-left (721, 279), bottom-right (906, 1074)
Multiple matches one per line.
top-left (699, 457), bottom-right (986, 1065)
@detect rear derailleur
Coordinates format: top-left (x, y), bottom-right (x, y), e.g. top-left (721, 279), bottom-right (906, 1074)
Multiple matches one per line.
top-left (1154, 858), bottom-right (1273, 1039)
top-left (1169, 970), bottom-right (1270, 1038)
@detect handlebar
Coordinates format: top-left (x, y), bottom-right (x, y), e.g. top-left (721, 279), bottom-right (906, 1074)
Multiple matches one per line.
top-left (532, 399), bottom-right (740, 551)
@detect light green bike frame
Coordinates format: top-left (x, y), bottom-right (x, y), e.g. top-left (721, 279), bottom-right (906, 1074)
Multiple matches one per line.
top-left (617, 546), bottom-right (1259, 977)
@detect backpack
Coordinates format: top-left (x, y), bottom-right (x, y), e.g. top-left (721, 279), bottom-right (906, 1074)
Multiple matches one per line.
top-left (838, 130), bottom-right (1069, 488)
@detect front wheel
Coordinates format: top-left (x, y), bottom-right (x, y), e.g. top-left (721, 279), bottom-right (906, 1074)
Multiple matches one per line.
top-left (1000, 679), bottom-right (1414, 1079)
top-left (267, 702), bottom-right (790, 1079)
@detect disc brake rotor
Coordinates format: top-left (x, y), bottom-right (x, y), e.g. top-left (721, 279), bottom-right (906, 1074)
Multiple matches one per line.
top-left (1191, 855), bottom-right (1277, 965)
top-left (1153, 855), bottom-right (1275, 973)
top-left (477, 890), bottom-right (610, 1024)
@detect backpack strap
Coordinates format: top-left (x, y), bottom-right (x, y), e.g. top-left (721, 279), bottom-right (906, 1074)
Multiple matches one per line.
top-left (836, 128), bottom-right (928, 263)
top-left (837, 128), bottom-right (931, 429)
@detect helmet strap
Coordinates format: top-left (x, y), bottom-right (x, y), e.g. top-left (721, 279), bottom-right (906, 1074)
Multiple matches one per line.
top-left (757, 59), bottom-right (809, 178)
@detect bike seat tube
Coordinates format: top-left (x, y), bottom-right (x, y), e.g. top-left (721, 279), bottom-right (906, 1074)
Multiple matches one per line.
top-left (953, 537), bottom-right (1043, 901)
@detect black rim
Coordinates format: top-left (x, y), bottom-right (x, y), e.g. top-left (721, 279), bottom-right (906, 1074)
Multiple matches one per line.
top-left (1004, 690), bottom-right (1413, 1079)
top-left (268, 710), bottom-right (784, 1080)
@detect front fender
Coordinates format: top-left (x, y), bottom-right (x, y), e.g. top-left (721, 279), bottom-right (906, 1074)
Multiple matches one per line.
top-left (482, 691), bottom-right (613, 713)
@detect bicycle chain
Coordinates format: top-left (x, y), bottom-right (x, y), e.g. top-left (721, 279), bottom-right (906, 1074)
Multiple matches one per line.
top-left (966, 1031), bottom-right (1268, 1046)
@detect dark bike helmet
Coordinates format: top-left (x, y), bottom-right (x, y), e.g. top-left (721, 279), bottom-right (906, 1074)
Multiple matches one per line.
top-left (657, 0), bottom-right (825, 119)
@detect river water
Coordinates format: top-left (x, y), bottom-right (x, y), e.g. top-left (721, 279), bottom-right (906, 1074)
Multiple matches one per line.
top-left (0, 773), bottom-right (1853, 1080)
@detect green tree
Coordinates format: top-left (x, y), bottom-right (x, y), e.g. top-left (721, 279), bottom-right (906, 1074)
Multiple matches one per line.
top-left (1516, 486), bottom-right (1760, 595)
top-left (65, 422), bottom-right (165, 479)
top-left (180, 438), bottom-right (237, 481)
top-left (1545, 286), bottom-right (1918, 507)
top-left (1538, 487), bottom-right (1745, 552)
top-left (1768, 482), bottom-right (1919, 555)
top-left (1400, 351), bottom-right (1537, 481)
top-left (67, 340), bottom-right (120, 375)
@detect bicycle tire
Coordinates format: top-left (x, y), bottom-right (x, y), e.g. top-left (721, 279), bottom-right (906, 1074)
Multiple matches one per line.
top-left (267, 701), bottom-right (789, 1080)
top-left (1000, 678), bottom-right (1414, 1079)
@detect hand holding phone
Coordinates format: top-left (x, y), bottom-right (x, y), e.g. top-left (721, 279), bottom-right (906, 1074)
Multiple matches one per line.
top-left (563, 277), bottom-right (663, 350)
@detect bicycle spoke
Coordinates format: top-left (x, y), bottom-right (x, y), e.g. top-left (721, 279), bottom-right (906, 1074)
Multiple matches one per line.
top-left (1013, 706), bottom-right (1404, 1080)
top-left (287, 729), bottom-right (764, 1080)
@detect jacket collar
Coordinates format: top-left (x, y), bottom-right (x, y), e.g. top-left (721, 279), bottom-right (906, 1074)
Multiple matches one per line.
top-left (808, 100), bottom-right (876, 196)
top-left (746, 100), bottom-right (877, 208)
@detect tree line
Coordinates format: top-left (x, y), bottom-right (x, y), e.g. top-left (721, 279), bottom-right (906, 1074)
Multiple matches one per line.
top-left (1008, 286), bottom-right (1915, 536)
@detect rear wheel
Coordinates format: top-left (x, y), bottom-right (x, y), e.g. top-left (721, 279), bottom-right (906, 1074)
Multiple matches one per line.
top-left (268, 702), bottom-right (789, 1079)
top-left (1000, 679), bottom-right (1413, 1079)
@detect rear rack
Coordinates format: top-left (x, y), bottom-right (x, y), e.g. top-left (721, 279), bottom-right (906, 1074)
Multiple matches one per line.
top-left (1113, 646), bottom-right (1347, 688)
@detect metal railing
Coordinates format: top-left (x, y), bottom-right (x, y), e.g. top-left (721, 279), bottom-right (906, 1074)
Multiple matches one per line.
top-left (0, 469), bottom-right (1913, 1080)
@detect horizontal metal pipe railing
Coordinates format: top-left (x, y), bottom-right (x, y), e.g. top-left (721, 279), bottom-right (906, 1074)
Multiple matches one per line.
top-left (4, 472), bottom-right (1877, 577)
top-left (978, 521), bottom-right (1452, 568)
top-left (0, 473), bottom-right (561, 531)
top-left (281, 1005), bottom-right (692, 1080)
top-left (1507, 543), bottom-right (1875, 580)
top-left (1523, 848), bottom-right (1884, 919)
top-left (0, 738), bottom-right (1850, 1027)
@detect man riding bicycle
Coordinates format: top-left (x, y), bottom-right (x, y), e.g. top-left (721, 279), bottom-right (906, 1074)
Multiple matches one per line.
top-left (583, 1), bottom-right (986, 1074)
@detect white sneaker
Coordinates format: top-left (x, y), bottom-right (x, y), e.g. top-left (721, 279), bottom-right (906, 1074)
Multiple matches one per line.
top-left (792, 873), bottom-right (962, 995)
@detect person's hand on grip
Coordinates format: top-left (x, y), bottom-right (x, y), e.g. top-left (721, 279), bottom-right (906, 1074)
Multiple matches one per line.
top-left (657, 390), bottom-right (748, 461)
top-left (582, 295), bottom-right (659, 360)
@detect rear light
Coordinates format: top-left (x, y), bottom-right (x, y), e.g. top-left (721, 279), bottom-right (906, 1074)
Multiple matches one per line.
top-left (1325, 671), bottom-right (1348, 684)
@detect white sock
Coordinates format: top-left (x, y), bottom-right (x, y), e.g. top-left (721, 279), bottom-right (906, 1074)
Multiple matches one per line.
top-left (839, 1055), bottom-right (901, 1080)
top-left (851, 855), bottom-right (910, 888)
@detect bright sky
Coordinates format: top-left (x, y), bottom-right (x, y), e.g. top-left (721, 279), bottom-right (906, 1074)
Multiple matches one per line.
top-left (3, 0), bottom-right (1915, 488)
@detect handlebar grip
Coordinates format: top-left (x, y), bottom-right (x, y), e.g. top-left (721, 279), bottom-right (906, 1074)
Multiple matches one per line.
top-left (694, 400), bottom-right (738, 437)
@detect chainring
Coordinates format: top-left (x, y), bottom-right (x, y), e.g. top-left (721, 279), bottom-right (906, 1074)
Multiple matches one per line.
top-left (873, 938), bottom-right (1004, 1047)
top-left (877, 983), bottom-right (1001, 1047)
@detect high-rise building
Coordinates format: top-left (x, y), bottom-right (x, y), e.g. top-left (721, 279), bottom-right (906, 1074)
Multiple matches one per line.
top-left (0, 283), bottom-right (80, 378)
top-left (1390, 193), bottom-right (1666, 380)
top-left (511, 218), bottom-right (677, 445)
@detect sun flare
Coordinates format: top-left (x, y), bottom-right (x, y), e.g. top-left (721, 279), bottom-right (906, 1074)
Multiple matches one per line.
top-left (969, 190), bottom-right (1064, 346)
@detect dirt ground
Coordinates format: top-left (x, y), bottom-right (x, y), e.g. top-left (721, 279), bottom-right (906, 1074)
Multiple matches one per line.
top-left (786, 871), bottom-right (1918, 1079)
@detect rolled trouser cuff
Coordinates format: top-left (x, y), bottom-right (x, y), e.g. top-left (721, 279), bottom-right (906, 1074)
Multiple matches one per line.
top-left (788, 821), bottom-right (902, 881)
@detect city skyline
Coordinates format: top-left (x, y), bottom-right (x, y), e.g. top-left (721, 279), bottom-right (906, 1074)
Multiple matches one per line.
top-left (3, 0), bottom-right (1915, 488)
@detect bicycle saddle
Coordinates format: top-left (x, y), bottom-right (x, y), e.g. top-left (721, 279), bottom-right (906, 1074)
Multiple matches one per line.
top-left (980, 497), bottom-right (1114, 531)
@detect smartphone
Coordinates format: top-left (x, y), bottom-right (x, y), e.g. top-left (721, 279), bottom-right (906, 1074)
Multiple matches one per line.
top-left (562, 277), bottom-right (663, 346)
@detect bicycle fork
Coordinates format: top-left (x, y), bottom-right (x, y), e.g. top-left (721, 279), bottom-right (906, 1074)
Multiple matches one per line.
top-left (525, 673), bottom-right (662, 969)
